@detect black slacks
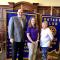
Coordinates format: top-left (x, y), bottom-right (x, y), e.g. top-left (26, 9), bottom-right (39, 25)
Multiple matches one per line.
top-left (12, 42), bottom-right (24, 60)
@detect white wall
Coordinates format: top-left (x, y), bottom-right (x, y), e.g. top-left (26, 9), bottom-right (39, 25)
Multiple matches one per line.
top-left (0, 0), bottom-right (60, 6)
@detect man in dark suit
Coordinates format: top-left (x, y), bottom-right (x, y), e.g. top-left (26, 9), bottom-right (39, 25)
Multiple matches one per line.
top-left (8, 9), bottom-right (26, 60)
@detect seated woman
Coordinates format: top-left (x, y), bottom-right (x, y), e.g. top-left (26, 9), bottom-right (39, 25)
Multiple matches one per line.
top-left (26, 16), bottom-right (39, 60)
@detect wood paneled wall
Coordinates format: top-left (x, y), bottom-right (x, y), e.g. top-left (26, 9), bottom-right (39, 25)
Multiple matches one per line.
top-left (0, 1), bottom-right (60, 50)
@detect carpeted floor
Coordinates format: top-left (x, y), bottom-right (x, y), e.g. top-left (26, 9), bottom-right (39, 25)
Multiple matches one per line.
top-left (0, 50), bottom-right (59, 60)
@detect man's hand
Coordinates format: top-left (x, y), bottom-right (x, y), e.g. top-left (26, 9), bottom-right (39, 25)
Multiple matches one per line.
top-left (10, 39), bottom-right (14, 43)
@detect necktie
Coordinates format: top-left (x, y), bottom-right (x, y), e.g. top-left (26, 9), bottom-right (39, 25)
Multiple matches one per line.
top-left (20, 18), bottom-right (24, 28)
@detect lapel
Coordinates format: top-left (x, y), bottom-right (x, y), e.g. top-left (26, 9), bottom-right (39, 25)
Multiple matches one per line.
top-left (14, 16), bottom-right (22, 28)
top-left (15, 16), bottom-right (25, 29)
top-left (18, 17), bottom-right (24, 29)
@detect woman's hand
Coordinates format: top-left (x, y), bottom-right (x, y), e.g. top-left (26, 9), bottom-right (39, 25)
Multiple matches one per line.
top-left (32, 41), bottom-right (35, 44)
top-left (36, 40), bottom-right (39, 43)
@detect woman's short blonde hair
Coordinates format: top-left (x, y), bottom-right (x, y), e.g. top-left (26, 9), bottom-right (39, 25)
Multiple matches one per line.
top-left (42, 21), bottom-right (48, 26)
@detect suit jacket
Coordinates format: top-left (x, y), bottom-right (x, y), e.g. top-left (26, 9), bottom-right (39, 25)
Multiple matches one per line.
top-left (8, 15), bottom-right (26, 42)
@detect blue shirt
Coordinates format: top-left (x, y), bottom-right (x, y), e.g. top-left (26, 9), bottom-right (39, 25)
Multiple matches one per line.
top-left (26, 27), bottom-right (38, 43)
